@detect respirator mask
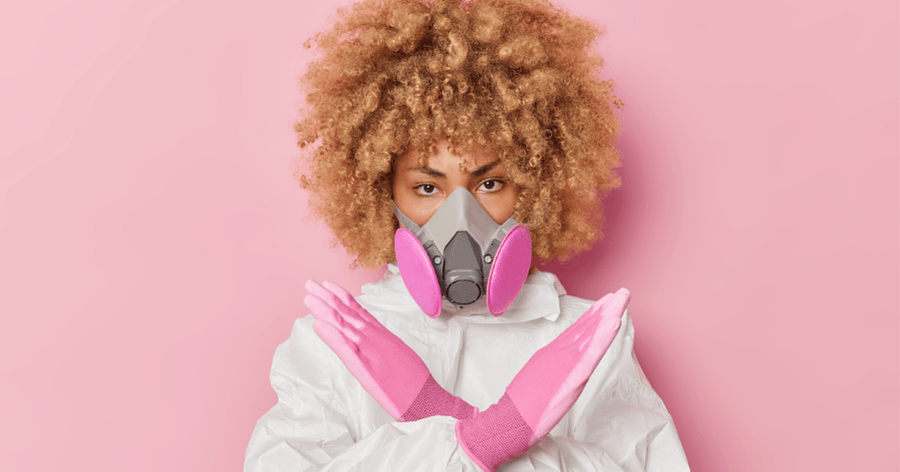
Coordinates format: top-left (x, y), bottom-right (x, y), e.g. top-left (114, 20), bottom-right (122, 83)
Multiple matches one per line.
top-left (393, 187), bottom-right (532, 318)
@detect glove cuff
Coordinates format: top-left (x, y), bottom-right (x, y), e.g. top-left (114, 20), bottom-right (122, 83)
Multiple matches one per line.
top-left (401, 375), bottom-right (477, 421)
top-left (454, 393), bottom-right (535, 472)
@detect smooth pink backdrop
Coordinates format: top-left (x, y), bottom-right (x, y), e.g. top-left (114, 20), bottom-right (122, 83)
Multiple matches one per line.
top-left (1, 0), bottom-right (897, 470)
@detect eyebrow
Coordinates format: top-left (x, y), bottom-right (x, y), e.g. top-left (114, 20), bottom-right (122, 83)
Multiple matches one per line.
top-left (410, 165), bottom-right (446, 178)
top-left (409, 159), bottom-right (501, 178)
top-left (470, 160), bottom-right (501, 177)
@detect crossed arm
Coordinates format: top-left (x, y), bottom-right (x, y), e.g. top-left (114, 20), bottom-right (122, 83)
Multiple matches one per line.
top-left (304, 280), bottom-right (630, 472)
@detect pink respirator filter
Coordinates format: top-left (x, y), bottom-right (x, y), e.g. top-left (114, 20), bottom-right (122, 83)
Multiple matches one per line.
top-left (394, 228), bottom-right (443, 317)
top-left (394, 189), bottom-right (532, 318)
top-left (394, 224), bottom-right (531, 318)
top-left (484, 223), bottom-right (531, 316)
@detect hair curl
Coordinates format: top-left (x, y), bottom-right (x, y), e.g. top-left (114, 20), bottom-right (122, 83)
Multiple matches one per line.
top-left (296, 0), bottom-right (622, 269)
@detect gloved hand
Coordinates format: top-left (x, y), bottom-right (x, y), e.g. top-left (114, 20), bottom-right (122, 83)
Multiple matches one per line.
top-left (303, 280), bottom-right (476, 421)
top-left (455, 288), bottom-right (630, 472)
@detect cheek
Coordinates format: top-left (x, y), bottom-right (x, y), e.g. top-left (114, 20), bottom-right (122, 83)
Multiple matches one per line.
top-left (408, 208), bottom-right (436, 227)
top-left (485, 189), bottom-right (520, 224)
top-left (395, 194), bottom-right (439, 227)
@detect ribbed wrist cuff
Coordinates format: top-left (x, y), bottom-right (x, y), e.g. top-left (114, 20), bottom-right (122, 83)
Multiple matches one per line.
top-left (454, 393), bottom-right (535, 472)
top-left (401, 375), bottom-right (477, 421)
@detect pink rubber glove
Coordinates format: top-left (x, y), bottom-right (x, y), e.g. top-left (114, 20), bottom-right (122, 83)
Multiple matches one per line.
top-left (303, 280), bottom-right (476, 421)
top-left (455, 288), bottom-right (630, 472)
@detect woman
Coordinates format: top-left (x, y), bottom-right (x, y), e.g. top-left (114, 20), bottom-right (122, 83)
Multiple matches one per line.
top-left (245, 0), bottom-right (689, 470)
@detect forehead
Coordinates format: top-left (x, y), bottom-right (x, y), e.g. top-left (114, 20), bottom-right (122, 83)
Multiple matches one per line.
top-left (396, 140), bottom-right (501, 173)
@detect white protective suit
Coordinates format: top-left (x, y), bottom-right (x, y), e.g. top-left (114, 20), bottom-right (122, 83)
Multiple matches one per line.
top-left (245, 265), bottom-right (690, 471)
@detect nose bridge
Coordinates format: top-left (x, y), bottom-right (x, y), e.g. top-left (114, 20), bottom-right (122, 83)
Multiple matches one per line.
top-left (432, 185), bottom-right (475, 217)
top-left (445, 181), bottom-right (471, 198)
top-left (423, 188), bottom-right (498, 252)
top-left (420, 184), bottom-right (467, 228)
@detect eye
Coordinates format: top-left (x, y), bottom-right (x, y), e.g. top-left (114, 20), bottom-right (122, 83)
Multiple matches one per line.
top-left (478, 179), bottom-right (503, 193)
top-left (415, 184), bottom-right (438, 196)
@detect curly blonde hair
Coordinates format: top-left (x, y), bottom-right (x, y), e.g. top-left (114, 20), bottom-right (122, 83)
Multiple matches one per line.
top-left (296, 0), bottom-right (622, 269)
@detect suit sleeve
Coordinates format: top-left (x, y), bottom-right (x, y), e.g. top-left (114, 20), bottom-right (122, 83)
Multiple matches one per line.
top-left (244, 316), bottom-right (483, 472)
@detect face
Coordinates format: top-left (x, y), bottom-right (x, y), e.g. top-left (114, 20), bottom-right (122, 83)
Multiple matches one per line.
top-left (392, 140), bottom-right (520, 227)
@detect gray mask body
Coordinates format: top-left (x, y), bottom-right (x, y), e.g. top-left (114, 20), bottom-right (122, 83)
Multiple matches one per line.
top-left (394, 188), bottom-right (527, 309)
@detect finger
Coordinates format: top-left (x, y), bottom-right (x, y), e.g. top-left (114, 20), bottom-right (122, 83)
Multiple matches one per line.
top-left (580, 292), bottom-right (627, 353)
top-left (572, 293), bottom-right (613, 337)
top-left (305, 280), bottom-right (338, 309)
top-left (584, 292), bottom-right (614, 317)
top-left (571, 311), bottom-right (603, 344)
top-left (585, 314), bottom-right (622, 359)
top-left (566, 297), bottom-right (604, 333)
top-left (306, 294), bottom-right (366, 344)
top-left (312, 317), bottom-right (352, 349)
top-left (567, 293), bottom-right (613, 342)
top-left (598, 312), bottom-right (623, 339)
top-left (576, 312), bottom-right (608, 349)
top-left (578, 308), bottom-right (622, 348)
top-left (323, 280), bottom-right (379, 325)
top-left (304, 279), bottom-right (324, 294)
top-left (306, 280), bottom-right (344, 309)
top-left (304, 293), bottom-right (343, 327)
top-left (584, 291), bottom-right (628, 354)
top-left (314, 320), bottom-right (402, 419)
top-left (306, 280), bottom-right (367, 330)
top-left (322, 280), bottom-right (357, 308)
top-left (598, 288), bottom-right (630, 322)
top-left (313, 319), bottom-right (363, 366)
top-left (304, 293), bottom-right (365, 341)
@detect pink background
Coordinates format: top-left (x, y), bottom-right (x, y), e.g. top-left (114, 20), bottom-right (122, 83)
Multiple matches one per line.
top-left (1, 0), bottom-right (897, 470)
